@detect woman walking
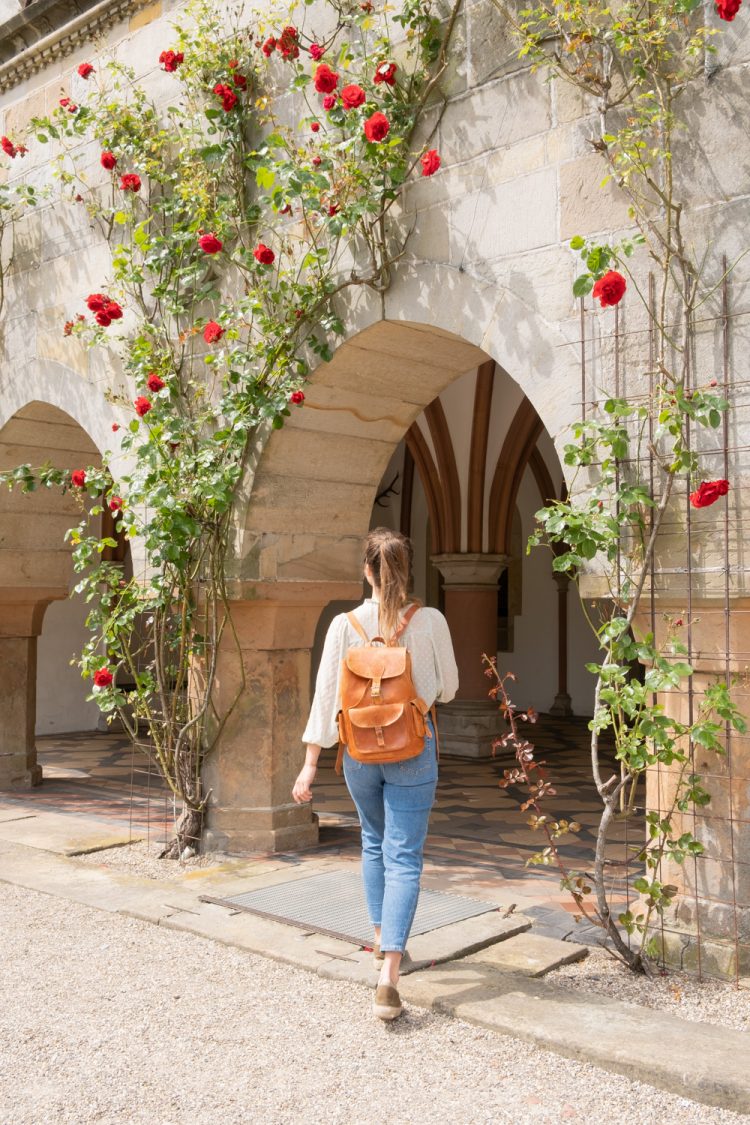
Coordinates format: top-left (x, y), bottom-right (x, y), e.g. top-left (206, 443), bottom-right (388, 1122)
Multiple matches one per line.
top-left (292, 527), bottom-right (458, 1020)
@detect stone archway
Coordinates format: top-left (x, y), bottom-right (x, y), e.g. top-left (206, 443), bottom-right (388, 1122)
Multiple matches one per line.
top-left (204, 289), bottom-right (581, 853)
top-left (0, 400), bottom-right (102, 789)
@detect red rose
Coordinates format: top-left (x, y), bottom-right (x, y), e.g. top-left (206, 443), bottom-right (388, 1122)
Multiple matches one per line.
top-left (146, 373), bottom-right (165, 392)
top-left (262, 37), bottom-right (276, 57)
top-left (134, 396), bottom-right (152, 417)
top-left (71, 469), bottom-right (87, 488)
top-left (312, 155), bottom-right (322, 166)
top-left (716, 0), bottom-right (741, 18)
top-left (105, 300), bottom-right (123, 320)
top-left (198, 233), bottom-right (222, 254)
top-left (86, 293), bottom-right (106, 311)
top-left (279, 203), bottom-right (292, 215)
top-left (63, 320), bottom-right (74, 336)
top-left (314, 63), bottom-right (339, 93)
top-left (159, 49), bottom-right (184, 72)
top-left (112, 423), bottom-right (120, 432)
top-left (364, 111), bottom-right (389, 142)
top-left (77, 63), bottom-right (95, 79)
top-left (290, 390), bottom-right (305, 405)
top-left (214, 82), bottom-right (238, 111)
top-left (1, 135), bottom-right (17, 158)
top-left (278, 26), bottom-right (299, 59)
top-left (328, 203), bottom-right (339, 216)
top-left (689, 479), bottom-right (730, 509)
top-left (322, 94), bottom-right (337, 111)
top-left (101, 151), bottom-right (117, 170)
top-left (341, 84), bottom-right (366, 110)
top-left (253, 242), bottom-right (275, 265)
top-left (374, 61), bottom-right (397, 86)
top-left (93, 668), bottom-right (114, 688)
top-left (95, 311), bottom-right (111, 327)
top-left (203, 320), bottom-right (224, 343)
top-left (232, 72), bottom-right (248, 89)
top-left (119, 173), bottom-right (141, 192)
top-left (109, 496), bottom-right (123, 512)
top-left (420, 149), bottom-right (440, 177)
top-left (592, 270), bottom-right (627, 308)
top-left (311, 121), bottom-right (320, 132)
top-left (309, 44), bottom-right (324, 61)
top-left (59, 97), bottom-right (77, 112)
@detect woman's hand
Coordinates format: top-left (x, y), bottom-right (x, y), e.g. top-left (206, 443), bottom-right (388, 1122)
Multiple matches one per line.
top-left (292, 763), bottom-right (317, 804)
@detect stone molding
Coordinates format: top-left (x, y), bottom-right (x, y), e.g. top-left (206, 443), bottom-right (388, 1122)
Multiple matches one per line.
top-left (0, 0), bottom-right (151, 94)
top-left (432, 552), bottom-right (509, 589)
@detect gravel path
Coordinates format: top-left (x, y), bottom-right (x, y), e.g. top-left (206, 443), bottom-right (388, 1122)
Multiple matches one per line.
top-left (550, 948), bottom-right (750, 1033)
top-left (1, 882), bottom-right (747, 1125)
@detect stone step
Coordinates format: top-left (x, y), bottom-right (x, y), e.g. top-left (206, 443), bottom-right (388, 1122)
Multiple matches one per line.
top-left (468, 930), bottom-right (588, 976)
top-left (405, 909), bottom-right (532, 972)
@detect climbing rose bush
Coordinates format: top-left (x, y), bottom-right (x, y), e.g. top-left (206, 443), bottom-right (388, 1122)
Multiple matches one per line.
top-left (12, 0), bottom-right (457, 856)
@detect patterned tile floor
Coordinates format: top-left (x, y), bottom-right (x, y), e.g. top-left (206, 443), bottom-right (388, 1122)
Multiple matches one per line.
top-left (0, 717), bottom-right (643, 932)
top-left (0, 731), bottom-right (173, 841)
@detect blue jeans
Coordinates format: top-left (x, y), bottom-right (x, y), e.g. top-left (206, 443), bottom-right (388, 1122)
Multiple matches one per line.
top-left (343, 718), bottom-right (437, 953)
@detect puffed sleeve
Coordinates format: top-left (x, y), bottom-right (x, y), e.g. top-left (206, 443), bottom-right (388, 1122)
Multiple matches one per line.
top-left (301, 613), bottom-right (347, 747)
top-left (432, 610), bottom-right (459, 704)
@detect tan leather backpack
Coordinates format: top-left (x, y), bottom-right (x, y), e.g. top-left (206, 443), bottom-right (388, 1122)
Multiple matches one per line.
top-left (335, 604), bottom-right (433, 772)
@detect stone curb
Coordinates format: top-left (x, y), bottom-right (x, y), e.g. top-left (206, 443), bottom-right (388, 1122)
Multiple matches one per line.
top-left (398, 962), bottom-right (750, 1114)
top-left (1, 839), bottom-right (749, 1114)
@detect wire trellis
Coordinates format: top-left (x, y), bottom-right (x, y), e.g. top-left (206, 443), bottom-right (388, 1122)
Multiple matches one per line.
top-left (580, 266), bottom-right (746, 984)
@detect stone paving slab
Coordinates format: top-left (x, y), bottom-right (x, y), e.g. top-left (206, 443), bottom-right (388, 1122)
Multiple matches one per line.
top-left (468, 931), bottom-right (588, 976)
top-left (398, 962), bottom-right (750, 1114)
top-left (1, 837), bottom-right (749, 1114)
top-left (0, 809), bottom-right (139, 855)
top-left (407, 910), bottom-right (532, 970)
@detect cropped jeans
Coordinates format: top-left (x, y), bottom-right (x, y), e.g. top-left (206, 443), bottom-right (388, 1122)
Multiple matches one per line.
top-left (343, 718), bottom-right (438, 954)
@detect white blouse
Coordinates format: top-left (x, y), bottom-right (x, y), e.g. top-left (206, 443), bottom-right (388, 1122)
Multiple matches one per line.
top-left (302, 599), bottom-right (459, 747)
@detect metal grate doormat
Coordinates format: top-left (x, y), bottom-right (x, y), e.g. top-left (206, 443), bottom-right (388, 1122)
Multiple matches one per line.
top-left (200, 869), bottom-right (498, 945)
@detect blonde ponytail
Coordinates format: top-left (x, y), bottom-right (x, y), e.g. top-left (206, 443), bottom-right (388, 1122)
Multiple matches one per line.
top-left (364, 527), bottom-right (416, 641)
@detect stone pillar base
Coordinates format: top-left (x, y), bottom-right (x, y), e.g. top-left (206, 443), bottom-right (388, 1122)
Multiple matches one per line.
top-left (437, 700), bottom-right (504, 759)
top-left (0, 761), bottom-right (43, 789)
top-left (656, 905), bottom-right (749, 981)
top-left (203, 806), bottom-right (319, 855)
top-left (549, 691), bottom-right (573, 717)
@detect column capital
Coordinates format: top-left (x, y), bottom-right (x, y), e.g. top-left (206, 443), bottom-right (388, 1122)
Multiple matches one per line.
top-left (432, 553), bottom-right (509, 589)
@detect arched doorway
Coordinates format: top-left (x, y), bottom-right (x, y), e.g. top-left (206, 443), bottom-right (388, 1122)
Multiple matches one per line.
top-left (0, 401), bottom-right (103, 788)
top-left (204, 314), bottom-right (595, 854)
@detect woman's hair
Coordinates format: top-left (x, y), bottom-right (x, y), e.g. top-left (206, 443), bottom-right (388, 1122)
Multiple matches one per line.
top-left (364, 527), bottom-right (415, 641)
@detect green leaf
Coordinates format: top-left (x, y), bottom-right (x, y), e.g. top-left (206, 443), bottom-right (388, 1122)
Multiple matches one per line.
top-left (113, 211), bottom-right (128, 226)
top-left (569, 236), bottom-right (585, 250)
top-left (573, 275), bottom-right (593, 298)
top-left (256, 166), bottom-right (276, 190)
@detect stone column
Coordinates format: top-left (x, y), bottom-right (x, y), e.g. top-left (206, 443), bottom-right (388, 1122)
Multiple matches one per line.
top-left (202, 579), bottom-right (361, 854)
top-left (549, 572), bottom-right (573, 717)
top-left (0, 589), bottom-right (65, 789)
top-left (431, 553), bottom-right (508, 758)
top-left (636, 600), bottom-right (750, 979)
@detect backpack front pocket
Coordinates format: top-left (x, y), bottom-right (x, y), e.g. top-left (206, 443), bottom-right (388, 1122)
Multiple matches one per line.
top-left (345, 700), bottom-right (425, 761)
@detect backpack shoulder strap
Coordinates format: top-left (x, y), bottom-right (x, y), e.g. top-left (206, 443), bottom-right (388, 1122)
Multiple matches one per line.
top-left (389, 604), bottom-right (420, 646)
top-left (346, 611), bottom-right (369, 644)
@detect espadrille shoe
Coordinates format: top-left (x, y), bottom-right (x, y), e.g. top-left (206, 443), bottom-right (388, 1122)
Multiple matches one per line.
top-left (372, 983), bottom-right (403, 1021)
